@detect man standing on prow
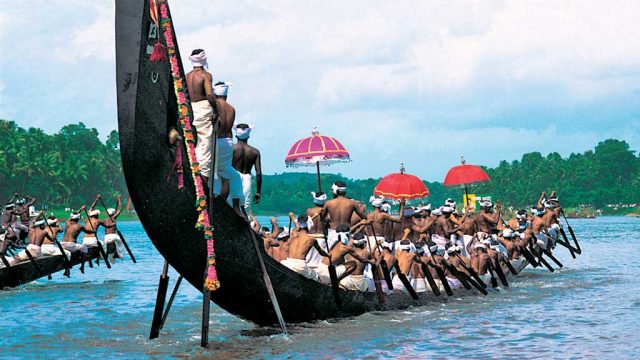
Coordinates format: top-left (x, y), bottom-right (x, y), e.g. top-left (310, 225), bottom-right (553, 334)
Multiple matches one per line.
top-left (320, 181), bottom-right (367, 249)
top-left (211, 81), bottom-right (244, 217)
top-left (232, 124), bottom-right (262, 211)
top-left (186, 49), bottom-right (217, 184)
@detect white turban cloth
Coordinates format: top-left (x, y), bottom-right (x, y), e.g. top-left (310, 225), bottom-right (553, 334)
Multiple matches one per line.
top-left (47, 219), bottom-right (57, 226)
top-left (277, 227), bottom-right (290, 239)
top-left (331, 183), bottom-right (346, 195)
top-left (107, 208), bottom-right (116, 216)
top-left (213, 82), bottom-right (232, 96)
top-left (234, 124), bottom-right (255, 140)
top-left (189, 51), bottom-right (208, 68)
top-left (311, 192), bottom-right (327, 206)
top-left (369, 196), bottom-right (384, 208)
top-left (89, 209), bottom-right (100, 217)
top-left (70, 213), bottom-right (81, 220)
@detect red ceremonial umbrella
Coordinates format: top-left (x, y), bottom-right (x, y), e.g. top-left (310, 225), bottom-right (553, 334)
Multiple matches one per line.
top-left (374, 163), bottom-right (429, 200)
top-left (285, 127), bottom-right (350, 192)
top-left (443, 156), bottom-right (490, 207)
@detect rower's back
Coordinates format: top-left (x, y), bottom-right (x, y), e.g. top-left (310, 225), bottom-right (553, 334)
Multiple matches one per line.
top-left (323, 196), bottom-right (362, 230)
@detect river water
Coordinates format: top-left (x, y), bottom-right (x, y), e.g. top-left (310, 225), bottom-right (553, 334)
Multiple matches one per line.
top-left (1, 216), bottom-right (639, 359)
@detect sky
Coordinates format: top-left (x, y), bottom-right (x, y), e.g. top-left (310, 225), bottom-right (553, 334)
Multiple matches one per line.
top-left (1, 0), bottom-right (639, 181)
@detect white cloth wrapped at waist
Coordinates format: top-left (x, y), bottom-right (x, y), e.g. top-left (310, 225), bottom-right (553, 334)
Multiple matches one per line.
top-left (462, 235), bottom-right (474, 257)
top-left (41, 243), bottom-right (71, 259)
top-left (535, 232), bottom-right (549, 250)
top-left (15, 244), bottom-right (42, 261)
top-left (340, 274), bottom-right (368, 292)
top-left (212, 137), bottom-right (244, 201)
top-left (431, 234), bottom-right (449, 247)
top-left (392, 274), bottom-right (406, 293)
top-left (61, 241), bottom-right (88, 254)
top-left (83, 236), bottom-right (106, 253)
top-left (239, 173), bottom-right (253, 210)
top-left (316, 263), bottom-right (346, 285)
top-left (190, 100), bottom-right (214, 178)
top-left (281, 257), bottom-right (319, 281)
top-left (105, 233), bottom-right (125, 259)
top-left (411, 277), bottom-right (428, 293)
top-left (446, 276), bottom-right (463, 290)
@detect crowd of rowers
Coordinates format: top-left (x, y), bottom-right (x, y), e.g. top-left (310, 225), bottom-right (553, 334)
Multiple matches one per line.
top-left (0, 194), bottom-right (126, 274)
top-left (250, 183), bottom-right (569, 295)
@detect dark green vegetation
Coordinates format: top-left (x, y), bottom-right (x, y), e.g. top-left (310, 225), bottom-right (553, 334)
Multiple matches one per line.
top-left (1, 120), bottom-right (638, 215)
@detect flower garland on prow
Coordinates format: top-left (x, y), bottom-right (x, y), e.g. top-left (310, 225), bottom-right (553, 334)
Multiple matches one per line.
top-left (158, 1), bottom-right (220, 291)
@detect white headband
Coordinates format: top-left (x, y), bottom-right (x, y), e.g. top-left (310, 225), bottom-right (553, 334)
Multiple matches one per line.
top-left (107, 208), bottom-right (116, 216)
top-left (311, 192), bottom-right (327, 205)
top-left (234, 124), bottom-right (254, 140)
top-left (47, 219), bottom-right (57, 225)
top-left (70, 213), bottom-right (80, 220)
top-left (332, 183), bottom-right (346, 195)
top-left (34, 220), bottom-right (46, 226)
top-left (213, 82), bottom-right (232, 96)
top-left (474, 243), bottom-right (486, 250)
top-left (89, 209), bottom-right (100, 217)
top-left (189, 51), bottom-right (208, 68)
top-left (277, 227), bottom-right (290, 239)
top-left (369, 196), bottom-right (384, 208)
top-left (398, 243), bottom-right (412, 251)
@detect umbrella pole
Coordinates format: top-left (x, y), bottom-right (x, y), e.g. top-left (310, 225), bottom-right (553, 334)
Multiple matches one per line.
top-left (316, 161), bottom-right (322, 193)
top-left (464, 185), bottom-right (470, 210)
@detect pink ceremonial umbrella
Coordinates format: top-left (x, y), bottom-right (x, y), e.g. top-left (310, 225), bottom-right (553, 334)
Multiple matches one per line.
top-left (285, 127), bottom-right (350, 192)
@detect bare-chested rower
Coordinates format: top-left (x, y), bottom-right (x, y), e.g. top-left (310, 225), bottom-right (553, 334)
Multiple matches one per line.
top-left (316, 223), bottom-right (374, 285)
top-left (83, 199), bottom-right (105, 250)
top-left (101, 195), bottom-right (125, 262)
top-left (320, 182), bottom-right (367, 249)
top-left (232, 124), bottom-right (262, 211)
top-left (12, 196), bottom-right (37, 240)
top-left (366, 196), bottom-right (402, 245)
top-left (13, 211), bottom-right (45, 263)
top-left (474, 201), bottom-right (501, 239)
top-left (340, 232), bottom-right (375, 291)
top-left (280, 214), bottom-right (328, 281)
top-left (186, 49), bottom-right (217, 183)
top-left (307, 192), bottom-right (328, 235)
top-left (471, 243), bottom-right (492, 277)
top-left (62, 212), bottom-right (89, 255)
top-left (211, 81), bottom-right (244, 216)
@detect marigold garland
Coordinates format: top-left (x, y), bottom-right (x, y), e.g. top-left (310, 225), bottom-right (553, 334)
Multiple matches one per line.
top-left (158, 1), bottom-right (220, 291)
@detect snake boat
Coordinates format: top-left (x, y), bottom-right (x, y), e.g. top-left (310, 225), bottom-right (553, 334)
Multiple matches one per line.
top-left (115, 0), bottom-right (531, 327)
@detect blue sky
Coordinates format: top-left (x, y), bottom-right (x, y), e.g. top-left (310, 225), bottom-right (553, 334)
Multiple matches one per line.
top-left (1, 0), bottom-right (639, 181)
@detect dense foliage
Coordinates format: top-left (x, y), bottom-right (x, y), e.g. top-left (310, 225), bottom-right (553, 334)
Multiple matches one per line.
top-left (1, 120), bottom-right (638, 214)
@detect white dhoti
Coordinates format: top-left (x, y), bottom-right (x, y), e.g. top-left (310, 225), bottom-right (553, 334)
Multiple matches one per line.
top-left (41, 243), bottom-right (71, 259)
top-left (239, 172), bottom-right (253, 210)
top-left (83, 236), bottom-right (106, 253)
top-left (281, 257), bottom-right (319, 281)
top-left (104, 233), bottom-right (124, 261)
top-left (191, 99), bottom-right (214, 177)
top-left (431, 234), bottom-right (449, 248)
top-left (536, 233), bottom-right (549, 250)
top-left (392, 275), bottom-right (406, 293)
top-left (462, 235), bottom-right (474, 257)
top-left (316, 263), bottom-right (346, 285)
top-left (326, 229), bottom-right (340, 250)
top-left (15, 244), bottom-right (42, 262)
top-left (212, 138), bottom-right (244, 202)
top-left (0, 254), bottom-right (16, 268)
top-left (446, 276), bottom-right (463, 290)
top-left (411, 277), bottom-right (428, 293)
top-left (61, 242), bottom-right (88, 254)
top-left (340, 274), bottom-right (368, 292)
top-left (367, 236), bottom-right (385, 252)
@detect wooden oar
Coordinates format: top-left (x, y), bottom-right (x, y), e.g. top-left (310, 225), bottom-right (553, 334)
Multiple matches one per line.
top-left (97, 197), bottom-right (136, 263)
top-left (420, 264), bottom-right (441, 296)
top-left (82, 209), bottom-right (111, 269)
top-left (247, 224), bottom-right (287, 334)
top-left (322, 226), bottom-right (341, 307)
top-left (39, 214), bottom-right (72, 277)
top-left (501, 255), bottom-right (519, 275)
top-left (530, 245), bottom-right (554, 272)
top-left (519, 244), bottom-right (540, 267)
top-left (446, 263), bottom-right (471, 290)
top-left (364, 230), bottom-right (384, 304)
top-left (1, 252), bottom-right (12, 269)
top-left (454, 253), bottom-right (487, 288)
top-left (544, 250), bottom-right (563, 268)
top-left (393, 263), bottom-right (419, 300)
top-left (368, 224), bottom-right (393, 290)
top-left (558, 225), bottom-right (577, 258)
top-left (23, 248), bottom-right (45, 278)
top-left (428, 249), bottom-right (453, 296)
top-left (491, 256), bottom-right (509, 287)
top-left (560, 210), bottom-right (582, 254)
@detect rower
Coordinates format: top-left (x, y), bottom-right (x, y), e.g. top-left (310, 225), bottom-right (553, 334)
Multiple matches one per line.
top-left (62, 212), bottom-right (89, 255)
top-left (102, 195), bottom-right (125, 262)
top-left (261, 218), bottom-right (281, 257)
top-left (432, 204), bottom-right (455, 248)
top-left (82, 203), bottom-right (105, 251)
top-left (470, 243), bottom-right (491, 277)
top-left (272, 226), bottom-right (291, 262)
top-left (340, 232), bottom-right (373, 291)
top-left (185, 49), bottom-right (217, 184)
top-left (13, 213), bottom-right (45, 263)
top-left (350, 200), bottom-right (367, 227)
top-left (392, 240), bottom-right (417, 293)
top-left (232, 123), bottom-right (262, 211)
top-left (379, 238), bottom-right (396, 294)
top-left (366, 195), bottom-right (401, 248)
top-left (0, 227), bottom-right (17, 268)
top-left (410, 241), bottom-right (429, 293)
top-left (12, 196), bottom-right (36, 241)
top-left (474, 201), bottom-right (501, 240)
top-left (41, 217), bottom-right (70, 258)
top-left (315, 224), bottom-right (374, 285)
top-left (498, 229), bottom-right (521, 260)
top-left (306, 192), bottom-right (327, 235)
top-left (280, 214), bottom-right (327, 281)
top-left (2, 203), bottom-right (15, 229)
top-left (210, 81), bottom-right (244, 217)
top-left (320, 182), bottom-right (367, 250)
top-left (531, 207), bottom-right (549, 251)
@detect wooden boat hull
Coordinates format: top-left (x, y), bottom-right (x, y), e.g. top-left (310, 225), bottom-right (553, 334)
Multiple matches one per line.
top-left (0, 243), bottom-right (116, 289)
top-left (115, 0), bottom-right (530, 327)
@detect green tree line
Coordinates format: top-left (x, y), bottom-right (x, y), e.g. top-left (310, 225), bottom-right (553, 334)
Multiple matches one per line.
top-left (1, 120), bottom-right (638, 214)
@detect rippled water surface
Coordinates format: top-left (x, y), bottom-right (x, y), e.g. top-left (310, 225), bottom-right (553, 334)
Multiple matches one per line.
top-left (1, 217), bottom-right (639, 359)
